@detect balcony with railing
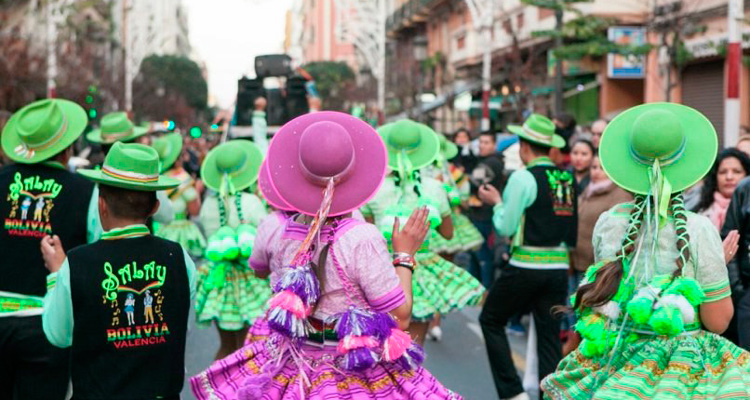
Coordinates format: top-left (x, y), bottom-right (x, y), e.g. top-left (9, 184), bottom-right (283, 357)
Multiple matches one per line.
top-left (386, 0), bottom-right (442, 33)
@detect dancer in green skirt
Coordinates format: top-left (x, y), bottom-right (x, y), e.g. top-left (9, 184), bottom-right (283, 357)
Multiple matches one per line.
top-left (152, 133), bottom-right (206, 257)
top-left (194, 140), bottom-right (270, 359)
top-left (362, 120), bottom-right (485, 345)
top-left (542, 103), bottom-right (750, 399)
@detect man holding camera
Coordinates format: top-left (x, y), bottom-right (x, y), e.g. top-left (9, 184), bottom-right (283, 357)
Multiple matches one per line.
top-left (477, 114), bottom-right (577, 400)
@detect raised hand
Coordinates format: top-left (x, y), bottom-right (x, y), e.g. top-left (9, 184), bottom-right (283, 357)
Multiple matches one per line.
top-left (40, 235), bottom-right (66, 273)
top-left (391, 207), bottom-right (430, 256)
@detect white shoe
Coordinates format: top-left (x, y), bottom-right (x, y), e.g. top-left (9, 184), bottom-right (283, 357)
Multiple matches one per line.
top-left (427, 326), bottom-right (443, 341)
top-left (504, 393), bottom-right (530, 400)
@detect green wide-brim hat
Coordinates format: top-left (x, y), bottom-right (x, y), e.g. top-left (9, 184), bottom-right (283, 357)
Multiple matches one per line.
top-left (79, 142), bottom-right (180, 191)
top-left (152, 133), bottom-right (183, 172)
top-left (377, 120), bottom-right (440, 172)
top-left (599, 102), bottom-right (718, 195)
top-left (201, 140), bottom-right (263, 194)
top-left (507, 113), bottom-right (566, 148)
top-left (2, 99), bottom-right (88, 164)
top-left (86, 112), bottom-right (148, 144)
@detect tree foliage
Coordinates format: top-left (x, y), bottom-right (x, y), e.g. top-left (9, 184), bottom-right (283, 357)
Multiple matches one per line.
top-left (136, 55), bottom-right (208, 110)
top-left (523, 0), bottom-right (652, 60)
top-left (301, 61), bottom-right (356, 111)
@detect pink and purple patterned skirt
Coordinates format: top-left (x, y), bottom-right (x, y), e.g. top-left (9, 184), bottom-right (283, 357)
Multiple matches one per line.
top-left (191, 318), bottom-right (462, 400)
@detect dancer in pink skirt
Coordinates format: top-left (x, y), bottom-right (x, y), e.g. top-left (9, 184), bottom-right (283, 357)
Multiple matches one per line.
top-left (191, 112), bottom-right (461, 399)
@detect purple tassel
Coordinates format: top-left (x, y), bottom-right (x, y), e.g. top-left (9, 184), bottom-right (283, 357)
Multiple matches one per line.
top-left (371, 311), bottom-right (397, 340)
top-left (401, 343), bottom-right (425, 369)
top-left (340, 347), bottom-right (379, 372)
top-left (335, 307), bottom-right (380, 337)
top-left (273, 265), bottom-right (320, 306)
top-left (267, 307), bottom-right (310, 338)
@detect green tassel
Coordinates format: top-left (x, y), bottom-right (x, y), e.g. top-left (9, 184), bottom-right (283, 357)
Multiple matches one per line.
top-left (237, 224), bottom-right (256, 258)
top-left (648, 307), bottom-right (683, 336)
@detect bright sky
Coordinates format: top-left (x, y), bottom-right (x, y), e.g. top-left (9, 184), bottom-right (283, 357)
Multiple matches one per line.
top-left (185, 0), bottom-right (293, 108)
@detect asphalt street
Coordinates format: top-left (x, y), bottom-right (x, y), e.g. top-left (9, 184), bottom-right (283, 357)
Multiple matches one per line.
top-left (181, 306), bottom-right (533, 400)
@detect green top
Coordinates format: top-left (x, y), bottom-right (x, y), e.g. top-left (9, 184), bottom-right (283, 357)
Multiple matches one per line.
top-left (490, 157), bottom-right (556, 237)
top-left (41, 224), bottom-right (197, 348)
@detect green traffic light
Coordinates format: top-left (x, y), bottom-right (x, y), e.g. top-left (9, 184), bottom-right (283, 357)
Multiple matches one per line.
top-left (210, 124), bottom-right (219, 130)
top-left (85, 95), bottom-right (93, 104)
top-left (88, 85), bottom-right (97, 94)
top-left (189, 126), bottom-right (202, 138)
top-left (88, 109), bottom-right (98, 119)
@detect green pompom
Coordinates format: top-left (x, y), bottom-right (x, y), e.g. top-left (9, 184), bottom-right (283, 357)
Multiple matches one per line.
top-left (576, 314), bottom-right (606, 341)
top-left (673, 277), bottom-right (705, 306)
top-left (220, 236), bottom-right (240, 260)
top-left (579, 339), bottom-right (598, 358)
top-left (648, 306), bottom-right (683, 336)
top-left (237, 224), bottom-right (256, 258)
top-left (205, 236), bottom-right (224, 262)
top-left (584, 260), bottom-right (609, 282)
top-left (205, 262), bottom-right (227, 290)
top-left (216, 226), bottom-right (235, 239)
top-left (626, 292), bottom-right (656, 325)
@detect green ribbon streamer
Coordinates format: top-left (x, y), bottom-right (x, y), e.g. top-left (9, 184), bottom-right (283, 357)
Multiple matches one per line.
top-left (648, 160), bottom-right (672, 226)
top-left (219, 173), bottom-right (237, 198)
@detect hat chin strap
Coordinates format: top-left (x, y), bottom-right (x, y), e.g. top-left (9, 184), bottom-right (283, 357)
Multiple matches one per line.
top-left (219, 173), bottom-right (238, 198)
top-left (648, 159), bottom-right (672, 224)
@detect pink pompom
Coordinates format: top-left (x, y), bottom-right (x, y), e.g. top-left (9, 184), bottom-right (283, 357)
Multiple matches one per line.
top-left (337, 335), bottom-right (380, 354)
top-left (268, 290), bottom-right (310, 318)
top-left (382, 328), bottom-right (411, 362)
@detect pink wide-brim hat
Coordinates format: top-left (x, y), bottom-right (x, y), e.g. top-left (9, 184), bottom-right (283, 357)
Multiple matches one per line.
top-left (258, 160), bottom-right (292, 211)
top-left (266, 111), bottom-right (387, 217)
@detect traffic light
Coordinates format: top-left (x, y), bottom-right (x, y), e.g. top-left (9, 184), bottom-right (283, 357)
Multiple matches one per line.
top-left (189, 126), bottom-right (202, 138)
top-left (86, 85), bottom-right (98, 121)
top-left (162, 120), bottom-right (175, 131)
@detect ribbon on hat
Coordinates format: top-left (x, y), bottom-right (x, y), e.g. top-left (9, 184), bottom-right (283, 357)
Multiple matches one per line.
top-left (219, 172), bottom-right (238, 198)
top-left (648, 159), bottom-right (672, 225)
top-left (290, 178), bottom-right (336, 266)
top-left (14, 115), bottom-right (69, 159)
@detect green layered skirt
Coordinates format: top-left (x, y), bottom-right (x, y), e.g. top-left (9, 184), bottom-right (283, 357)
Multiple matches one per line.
top-left (430, 213), bottom-right (484, 254)
top-left (542, 331), bottom-right (750, 399)
top-left (156, 219), bottom-right (206, 258)
top-left (412, 252), bottom-right (485, 321)
top-left (194, 260), bottom-right (271, 331)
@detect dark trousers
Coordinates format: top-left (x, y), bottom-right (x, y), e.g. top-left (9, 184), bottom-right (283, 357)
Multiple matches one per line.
top-left (469, 219), bottom-right (496, 288)
top-left (738, 290), bottom-right (750, 351)
top-left (479, 267), bottom-right (567, 399)
top-left (0, 316), bottom-right (70, 400)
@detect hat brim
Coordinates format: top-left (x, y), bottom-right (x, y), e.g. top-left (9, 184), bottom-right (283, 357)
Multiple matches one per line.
top-left (86, 126), bottom-right (149, 144)
top-left (599, 102), bottom-right (718, 195)
top-left (157, 133), bottom-right (183, 172)
top-left (267, 111), bottom-right (387, 217)
top-left (442, 141), bottom-right (459, 160)
top-left (78, 168), bottom-right (180, 191)
top-left (378, 122), bottom-right (441, 171)
top-left (258, 161), bottom-right (292, 211)
top-left (2, 100), bottom-right (88, 164)
top-left (508, 125), bottom-right (566, 148)
top-left (201, 140), bottom-right (262, 193)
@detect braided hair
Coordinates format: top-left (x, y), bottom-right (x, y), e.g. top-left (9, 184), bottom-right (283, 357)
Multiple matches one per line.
top-left (573, 195), bottom-right (646, 311)
top-left (393, 170), bottom-right (423, 198)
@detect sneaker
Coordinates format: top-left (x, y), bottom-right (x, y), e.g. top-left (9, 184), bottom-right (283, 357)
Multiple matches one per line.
top-left (505, 322), bottom-right (525, 337)
top-left (427, 326), bottom-right (443, 341)
top-left (504, 393), bottom-right (530, 400)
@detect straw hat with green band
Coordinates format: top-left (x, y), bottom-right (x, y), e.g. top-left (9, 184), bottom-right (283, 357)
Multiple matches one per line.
top-left (86, 112), bottom-right (148, 144)
top-left (78, 142), bottom-right (180, 191)
top-left (2, 99), bottom-right (88, 163)
top-left (152, 132), bottom-right (183, 172)
top-left (599, 102), bottom-right (717, 198)
top-left (201, 140), bottom-right (262, 197)
top-left (507, 113), bottom-right (566, 148)
top-left (377, 119), bottom-right (440, 173)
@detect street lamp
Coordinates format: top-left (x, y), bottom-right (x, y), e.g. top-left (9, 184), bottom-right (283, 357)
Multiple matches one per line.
top-left (413, 35), bottom-right (428, 123)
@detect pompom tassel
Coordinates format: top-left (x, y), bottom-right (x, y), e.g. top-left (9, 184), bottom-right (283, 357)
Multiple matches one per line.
top-left (339, 347), bottom-right (379, 372)
top-left (382, 328), bottom-right (425, 370)
top-left (267, 266), bottom-right (320, 339)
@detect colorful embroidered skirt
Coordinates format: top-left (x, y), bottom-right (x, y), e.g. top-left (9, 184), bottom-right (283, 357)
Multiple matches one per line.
top-left (412, 252), bottom-right (485, 321)
top-left (430, 213), bottom-right (484, 254)
top-left (155, 219), bottom-right (206, 258)
top-left (195, 260), bottom-right (271, 331)
top-left (190, 318), bottom-right (462, 400)
top-left (541, 331), bottom-right (750, 399)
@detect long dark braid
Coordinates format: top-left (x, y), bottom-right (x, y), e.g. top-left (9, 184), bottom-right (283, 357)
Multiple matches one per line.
top-left (573, 195), bottom-right (646, 311)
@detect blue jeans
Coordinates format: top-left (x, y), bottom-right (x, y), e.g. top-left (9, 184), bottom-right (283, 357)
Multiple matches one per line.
top-left (469, 219), bottom-right (496, 288)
